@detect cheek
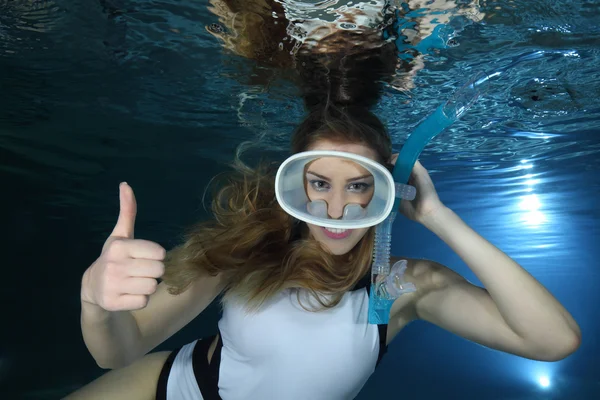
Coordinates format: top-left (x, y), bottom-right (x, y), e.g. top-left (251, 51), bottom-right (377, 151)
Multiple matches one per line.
top-left (306, 223), bottom-right (321, 238)
top-left (353, 228), bottom-right (369, 241)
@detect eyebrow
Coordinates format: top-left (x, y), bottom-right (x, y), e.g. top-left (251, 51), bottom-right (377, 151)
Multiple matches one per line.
top-left (306, 170), bottom-right (374, 183)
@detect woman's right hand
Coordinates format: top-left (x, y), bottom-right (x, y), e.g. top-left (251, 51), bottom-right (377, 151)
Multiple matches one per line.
top-left (81, 183), bottom-right (166, 312)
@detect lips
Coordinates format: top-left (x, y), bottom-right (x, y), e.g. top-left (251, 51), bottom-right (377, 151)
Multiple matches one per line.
top-left (321, 226), bottom-right (352, 239)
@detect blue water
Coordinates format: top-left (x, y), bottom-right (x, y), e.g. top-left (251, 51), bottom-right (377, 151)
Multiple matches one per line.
top-left (1, 0), bottom-right (599, 398)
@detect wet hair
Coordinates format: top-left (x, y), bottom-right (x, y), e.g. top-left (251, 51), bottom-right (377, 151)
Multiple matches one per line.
top-left (294, 37), bottom-right (398, 110)
top-left (292, 104), bottom-right (392, 164)
top-left (163, 106), bottom-right (393, 311)
top-left (204, 0), bottom-right (401, 103)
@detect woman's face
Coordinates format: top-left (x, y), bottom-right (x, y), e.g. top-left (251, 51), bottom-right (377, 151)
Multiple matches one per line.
top-left (304, 139), bottom-right (380, 255)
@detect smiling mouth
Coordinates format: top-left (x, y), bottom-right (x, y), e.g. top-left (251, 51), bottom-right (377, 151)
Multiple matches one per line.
top-left (321, 227), bottom-right (352, 239)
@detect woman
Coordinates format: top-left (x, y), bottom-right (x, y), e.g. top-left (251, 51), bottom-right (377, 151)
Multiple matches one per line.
top-left (67, 104), bottom-right (580, 399)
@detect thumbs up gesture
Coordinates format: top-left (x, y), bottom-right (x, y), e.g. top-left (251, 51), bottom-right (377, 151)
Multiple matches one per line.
top-left (81, 183), bottom-right (166, 311)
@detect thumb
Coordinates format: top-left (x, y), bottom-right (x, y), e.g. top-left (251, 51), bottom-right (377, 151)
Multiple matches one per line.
top-left (110, 182), bottom-right (137, 239)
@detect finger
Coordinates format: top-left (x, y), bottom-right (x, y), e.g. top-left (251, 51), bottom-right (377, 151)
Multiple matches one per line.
top-left (115, 294), bottom-right (149, 311)
top-left (123, 239), bottom-right (166, 261)
top-left (407, 171), bottom-right (417, 186)
top-left (122, 277), bottom-right (159, 296)
top-left (125, 259), bottom-right (165, 279)
top-left (410, 161), bottom-right (430, 183)
top-left (110, 182), bottom-right (137, 239)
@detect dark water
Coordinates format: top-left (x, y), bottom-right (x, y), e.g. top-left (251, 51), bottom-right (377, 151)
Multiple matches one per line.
top-left (1, 0), bottom-right (599, 399)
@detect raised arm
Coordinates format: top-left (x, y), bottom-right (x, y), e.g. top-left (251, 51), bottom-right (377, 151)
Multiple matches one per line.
top-left (80, 183), bottom-right (225, 369)
top-left (391, 161), bottom-right (580, 361)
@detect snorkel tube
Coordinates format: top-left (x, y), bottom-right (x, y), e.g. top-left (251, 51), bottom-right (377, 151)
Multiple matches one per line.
top-left (367, 49), bottom-right (574, 324)
top-left (368, 71), bottom-right (488, 324)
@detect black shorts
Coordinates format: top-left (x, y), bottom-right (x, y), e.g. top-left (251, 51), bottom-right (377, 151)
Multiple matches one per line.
top-left (156, 334), bottom-right (224, 400)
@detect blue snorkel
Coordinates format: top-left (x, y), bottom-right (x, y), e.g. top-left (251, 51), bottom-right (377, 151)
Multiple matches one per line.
top-left (368, 71), bottom-right (488, 324)
top-left (367, 49), bottom-right (572, 324)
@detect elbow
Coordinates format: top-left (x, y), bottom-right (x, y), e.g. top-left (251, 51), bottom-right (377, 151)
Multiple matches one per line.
top-left (95, 360), bottom-right (114, 370)
top-left (93, 353), bottom-right (135, 370)
top-left (531, 332), bottom-right (582, 362)
top-left (94, 357), bottom-right (121, 370)
top-left (553, 332), bottom-right (582, 361)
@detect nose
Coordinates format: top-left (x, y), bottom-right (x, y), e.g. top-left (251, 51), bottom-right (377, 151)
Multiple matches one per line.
top-left (327, 191), bottom-right (347, 219)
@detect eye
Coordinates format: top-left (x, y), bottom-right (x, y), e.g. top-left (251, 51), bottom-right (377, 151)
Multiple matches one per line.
top-left (309, 180), bottom-right (330, 192)
top-left (348, 182), bottom-right (372, 193)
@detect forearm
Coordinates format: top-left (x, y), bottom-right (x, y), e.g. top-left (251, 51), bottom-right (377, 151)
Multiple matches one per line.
top-left (81, 300), bottom-right (144, 369)
top-left (80, 261), bottom-right (144, 369)
top-left (423, 206), bottom-right (580, 346)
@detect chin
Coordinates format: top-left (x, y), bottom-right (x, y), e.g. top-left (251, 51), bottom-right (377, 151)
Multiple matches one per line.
top-left (325, 244), bottom-right (354, 256)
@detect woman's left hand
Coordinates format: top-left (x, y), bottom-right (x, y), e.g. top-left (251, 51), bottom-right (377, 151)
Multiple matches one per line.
top-left (390, 155), bottom-right (446, 224)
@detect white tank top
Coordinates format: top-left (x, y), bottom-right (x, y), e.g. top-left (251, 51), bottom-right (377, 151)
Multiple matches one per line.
top-left (216, 285), bottom-right (382, 399)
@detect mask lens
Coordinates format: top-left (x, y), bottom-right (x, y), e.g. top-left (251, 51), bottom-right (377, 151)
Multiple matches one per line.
top-left (275, 151), bottom-right (395, 229)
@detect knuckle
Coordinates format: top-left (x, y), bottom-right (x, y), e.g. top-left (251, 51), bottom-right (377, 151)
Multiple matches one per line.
top-left (102, 296), bottom-right (119, 311)
top-left (144, 279), bottom-right (158, 295)
top-left (107, 238), bottom-right (127, 256)
top-left (154, 261), bottom-right (165, 277)
top-left (138, 241), bottom-right (165, 260)
top-left (104, 272), bottom-right (124, 295)
top-left (134, 296), bottom-right (149, 310)
top-left (104, 262), bottom-right (123, 279)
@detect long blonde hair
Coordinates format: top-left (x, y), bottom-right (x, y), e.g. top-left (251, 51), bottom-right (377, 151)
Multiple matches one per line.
top-left (163, 105), bottom-right (392, 311)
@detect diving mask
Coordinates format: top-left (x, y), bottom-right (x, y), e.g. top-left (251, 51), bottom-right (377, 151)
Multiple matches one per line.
top-left (275, 150), bottom-right (415, 229)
